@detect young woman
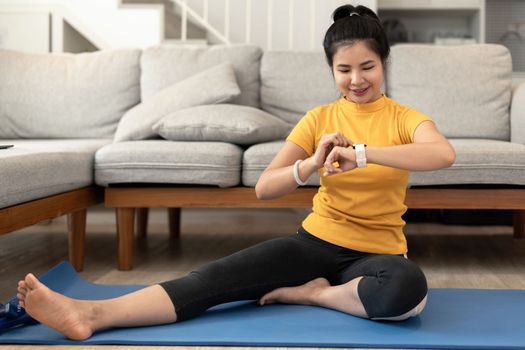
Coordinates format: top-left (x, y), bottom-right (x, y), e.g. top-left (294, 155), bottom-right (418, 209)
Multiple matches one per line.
top-left (16, 4), bottom-right (455, 340)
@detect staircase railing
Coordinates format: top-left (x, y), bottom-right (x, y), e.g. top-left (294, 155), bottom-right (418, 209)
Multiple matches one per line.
top-left (169, 0), bottom-right (377, 51)
top-left (171, 0), bottom-right (230, 45)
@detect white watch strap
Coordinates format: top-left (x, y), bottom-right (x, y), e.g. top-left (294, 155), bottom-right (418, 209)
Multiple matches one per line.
top-left (293, 159), bottom-right (308, 186)
top-left (354, 144), bottom-right (367, 168)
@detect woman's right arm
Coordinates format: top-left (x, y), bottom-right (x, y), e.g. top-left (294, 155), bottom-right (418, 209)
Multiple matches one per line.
top-left (255, 133), bottom-right (352, 200)
top-left (255, 141), bottom-right (316, 200)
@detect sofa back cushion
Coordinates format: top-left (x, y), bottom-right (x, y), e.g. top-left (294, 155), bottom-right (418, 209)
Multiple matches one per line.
top-left (260, 51), bottom-right (340, 125)
top-left (141, 44), bottom-right (262, 108)
top-left (387, 44), bottom-right (512, 140)
top-left (0, 49), bottom-right (140, 139)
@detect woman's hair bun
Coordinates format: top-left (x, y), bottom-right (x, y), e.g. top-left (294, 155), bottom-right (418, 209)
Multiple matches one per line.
top-left (332, 4), bottom-right (380, 23)
top-left (333, 4), bottom-right (356, 22)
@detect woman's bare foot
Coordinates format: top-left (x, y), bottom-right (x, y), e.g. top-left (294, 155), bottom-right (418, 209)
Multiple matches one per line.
top-left (16, 273), bottom-right (94, 340)
top-left (259, 277), bottom-right (330, 306)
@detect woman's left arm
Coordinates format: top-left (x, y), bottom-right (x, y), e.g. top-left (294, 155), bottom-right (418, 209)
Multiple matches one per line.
top-left (366, 121), bottom-right (456, 171)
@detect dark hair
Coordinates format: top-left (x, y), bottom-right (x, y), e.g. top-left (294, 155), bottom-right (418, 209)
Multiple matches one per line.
top-left (323, 4), bottom-right (390, 68)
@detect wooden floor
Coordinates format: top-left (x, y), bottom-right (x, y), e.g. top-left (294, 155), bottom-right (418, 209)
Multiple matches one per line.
top-left (1, 206), bottom-right (525, 350)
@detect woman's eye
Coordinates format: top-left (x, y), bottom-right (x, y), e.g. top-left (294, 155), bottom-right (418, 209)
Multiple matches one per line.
top-left (339, 70), bottom-right (350, 73)
top-left (363, 66), bottom-right (374, 71)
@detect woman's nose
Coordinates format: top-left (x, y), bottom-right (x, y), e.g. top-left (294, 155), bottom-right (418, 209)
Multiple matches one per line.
top-left (351, 72), bottom-right (365, 85)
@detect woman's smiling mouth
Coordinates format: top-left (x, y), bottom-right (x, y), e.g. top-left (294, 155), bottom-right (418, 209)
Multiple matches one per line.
top-left (351, 87), bottom-right (369, 97)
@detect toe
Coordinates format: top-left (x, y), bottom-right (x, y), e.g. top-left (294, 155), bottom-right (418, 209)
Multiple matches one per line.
top-left (25, 273), bottom-right (40, 290)
top-left (258, 296), bottom-right (268, 305)
top-left (259, 291), bottom-right (277, 306)
top-left (18, 286), bottom-right (27, 296)
top-left (17, 293), bottom-right (25, 302)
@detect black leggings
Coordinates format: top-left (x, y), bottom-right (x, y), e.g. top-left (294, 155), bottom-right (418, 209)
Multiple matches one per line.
top-left (160, 227), bottom-right (427, 321)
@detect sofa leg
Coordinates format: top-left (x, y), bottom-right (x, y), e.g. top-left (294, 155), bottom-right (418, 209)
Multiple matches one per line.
top-left (136, 208), bottom-right (149, 238)
top-left (513, 210), bottom-right (525, 239)
top-left (168, 208), bottom-right (181, 239)
top-left (117, 208), bottom-right (135, 270)
top-left (67, 209), bottom-right (87, 272)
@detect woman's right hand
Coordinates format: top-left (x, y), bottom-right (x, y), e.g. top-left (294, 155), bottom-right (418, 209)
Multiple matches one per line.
top-left (310, 132), bottom-right (353, 168)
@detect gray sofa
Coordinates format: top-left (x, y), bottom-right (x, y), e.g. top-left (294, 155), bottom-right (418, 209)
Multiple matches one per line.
top-left (1, 44), bottom-right (524, 271)
top-left (0, 49), bottom-right (141, 271)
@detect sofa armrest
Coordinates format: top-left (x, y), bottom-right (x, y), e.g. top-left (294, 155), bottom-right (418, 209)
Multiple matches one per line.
top-left (511, 81), bottom-right (525, 144)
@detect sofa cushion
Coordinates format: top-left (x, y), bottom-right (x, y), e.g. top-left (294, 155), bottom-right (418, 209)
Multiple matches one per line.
top-left (141, 44), bottom-right (262, 108)
top-left (242, 139), bottom-right (525, 187)
top-left (387, 44), bottom-right (512, 140)
top-left (114, 63), bottom-right (240, 142)
top-left (242, 141), bottom-right (320, 187)
top-left (260, 51), bottom-right (340, 125)
top-left (0, 139), bottom-right (111, 208)
top-left (0, 49), bottom-right (140, 139)
top-left (95, 141), bottom-right (243, 188)
top-left (410, 139), bottom-right (525, 186)
top-left (152, 104), bottom-right (292, 145)
top-left (511, 81), bottom-right (525, 144)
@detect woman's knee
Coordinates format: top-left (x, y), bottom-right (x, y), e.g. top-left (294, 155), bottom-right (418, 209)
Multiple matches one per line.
top-left (357, 255), bottom-right (428, 320)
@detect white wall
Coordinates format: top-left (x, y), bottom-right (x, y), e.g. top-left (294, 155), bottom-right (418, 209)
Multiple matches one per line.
top-left (0, 0), bottom-right (164, 53)
top-left (0, 11), bottom-right (50, 52)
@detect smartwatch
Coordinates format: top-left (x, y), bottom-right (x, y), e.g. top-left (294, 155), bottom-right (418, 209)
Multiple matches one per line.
top-left (352, 144), bottom-right (367, 168)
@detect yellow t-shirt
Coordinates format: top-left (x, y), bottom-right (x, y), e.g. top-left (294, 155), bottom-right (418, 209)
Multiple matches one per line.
top-left (287, 95), bottom-right (432, 255)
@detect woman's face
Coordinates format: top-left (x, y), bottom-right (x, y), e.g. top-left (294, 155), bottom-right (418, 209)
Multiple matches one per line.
top-left (332, 41), bottom-right (384, 104)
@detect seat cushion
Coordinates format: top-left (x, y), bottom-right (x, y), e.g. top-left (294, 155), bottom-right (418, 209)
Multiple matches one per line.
top-left (0, 49), bottom-right (140, 139)
top-left (410, 139), bottom-right (525, 186)
top-left (95, 141), bottom-right (243, 188)
top-left (141, 44), bottom-right (262, 108)
top-left (0, 139), bottom-right (111, 208)
top-left (242, 141), bottom-right (320, 187)
top-left (243, 139), bottom-right (525, 187)
top-left (387, 44), bottom-right (512, 141)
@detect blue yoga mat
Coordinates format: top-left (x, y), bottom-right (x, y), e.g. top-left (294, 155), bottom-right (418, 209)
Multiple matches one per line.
top-left (1, 261), bottom-right (524, 349)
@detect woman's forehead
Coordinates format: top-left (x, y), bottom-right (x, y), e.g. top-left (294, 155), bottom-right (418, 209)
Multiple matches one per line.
top-left (333, 42), bottom-right (380, 63)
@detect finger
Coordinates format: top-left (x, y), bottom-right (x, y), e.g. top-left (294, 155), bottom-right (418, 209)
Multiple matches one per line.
top-left (324, 156), bottom-right (335, 173)
top-left (324, 147), bottom-right (336, 165)
top-left (332, 135), bottom-right (342, 147)
top-left (318, 137), bottom-right (334, 152)
top-left (341, 134), bottom-right (353, 148)
top-left (324, 167), bottom-right (343, 176)
top-left (324, 148), bottom-right (340, 172)
top-left (335, 133), bottom-right (347, 147)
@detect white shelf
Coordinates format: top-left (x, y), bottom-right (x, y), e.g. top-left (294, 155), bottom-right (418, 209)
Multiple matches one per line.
top-left (378, 0), bottom-right (483, 10)
top-left (378, 0), bottom-right (485, 44)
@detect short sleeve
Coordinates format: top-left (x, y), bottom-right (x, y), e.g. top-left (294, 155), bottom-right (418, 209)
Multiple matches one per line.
top-left (399, 109), bottom-right (433, 144)
top-left (286, 110), bottom-right (317, 156)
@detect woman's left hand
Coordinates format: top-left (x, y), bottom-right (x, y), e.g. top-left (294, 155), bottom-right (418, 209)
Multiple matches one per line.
top-left (323, 146), bottom-right (357, 176)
